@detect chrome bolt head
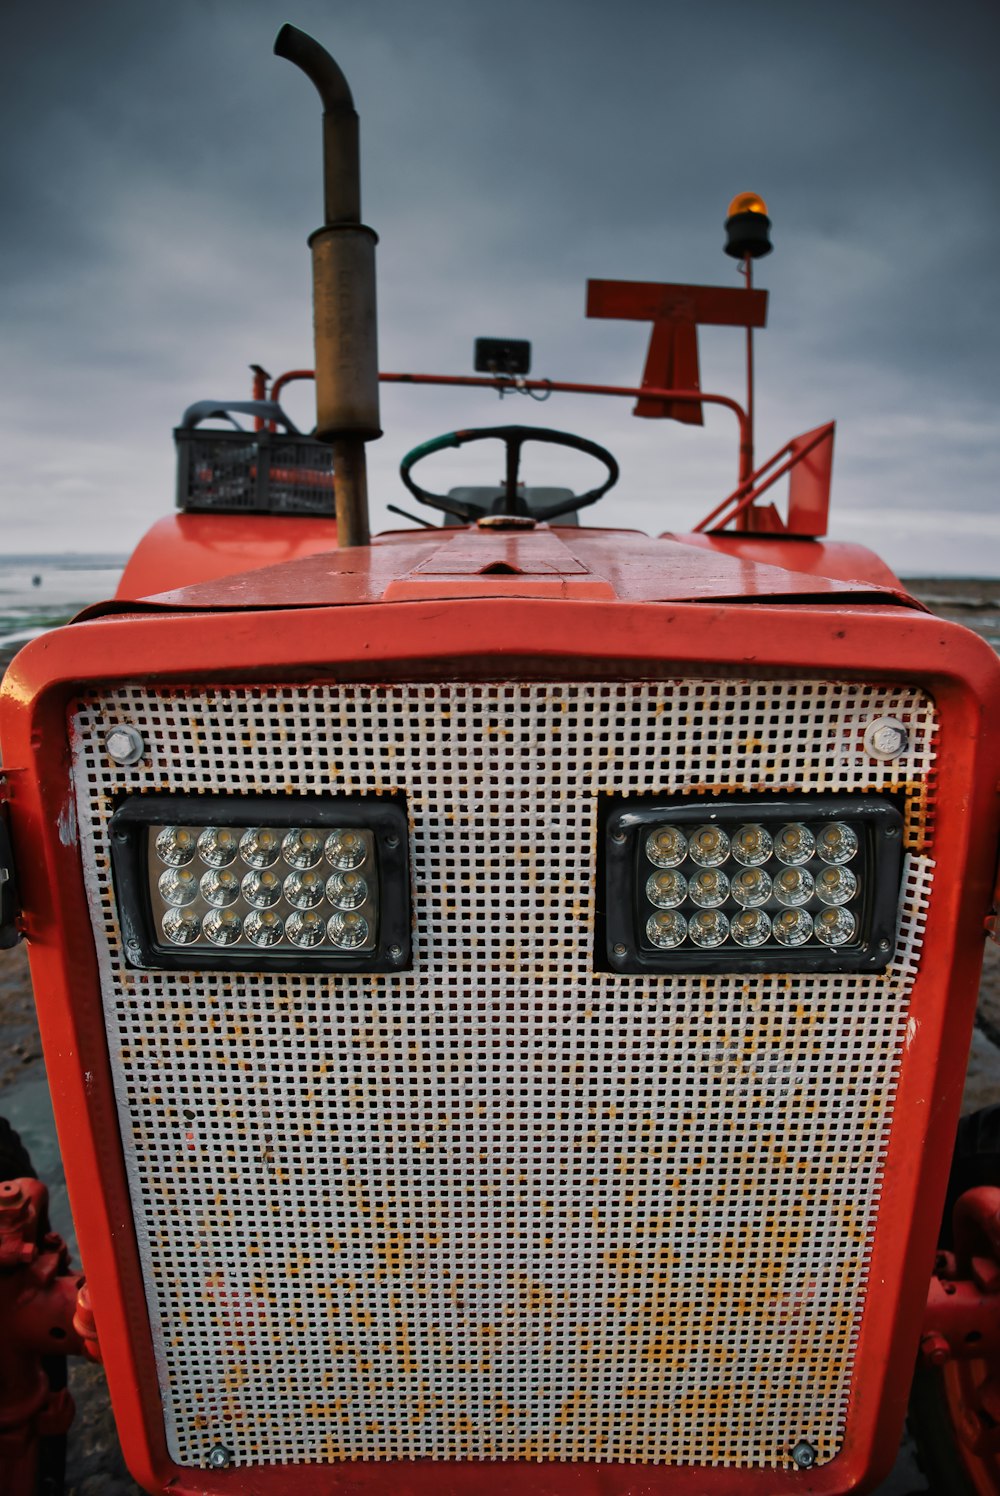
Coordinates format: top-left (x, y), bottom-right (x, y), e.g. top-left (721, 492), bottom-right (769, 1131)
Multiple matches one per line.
top-left (207, 1443), bottom-right (233, 1469)
top-left (791, 1439), bottom-right (817, 1469)
top-left (863, 717), bottom-right (909, 760)
top-left (613, 942), bottom-right (627, 957)
top-left (104, 724), bottom-right (146, 766)
top-left (388, 943), bottom-right (404, 962)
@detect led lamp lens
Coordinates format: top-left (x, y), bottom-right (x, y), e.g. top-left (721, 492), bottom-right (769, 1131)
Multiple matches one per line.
top-left (646, 870), bottom-right (687, 909)
top-left (773, 908), bottom-right (814, 947)
top-left (200, 868), bottom-right (241, 908)
top-left (688, 868), bottom-right (730, 908)
top-left (688, 825), bottom-right (730, 868)
top-left (327, 871), bottom-right (369, 911)
top-left (155, 827), bottom-right (197, 867)
top-left (239, 828), bottom-right (281, 869)
top-left (774, 823), bottom-right (815, 866)
top-left (689, 909), bottom-right (729, 947)
top-left (328, 911), bottom-right (370, 949)
top-left (815, 907), bottom-right (857, 946)
top-left (816, 822), bottom-right (859, 865)
top-left (816, 865), bottom-right (857, 906)
top-left (244, 909), bottom-right (284, 947)
top-left (774, 867), bottom-right (815, 908)
top-left (282, 829), bottom-right (324, 870)
top-left (159, 867), bottom-right (199, 907)
top-left (732, 824), bottom-right (773, 867)
top-left (731, 867), bottom-right (772, 908)
top-left (324, 829), bottom-right (367, 871)
top-left (731, 909), bottom-right (771, 948)
top-left (646, 910), bottom-right (687, 948)
top-left (197, 827), bottom-right (240, 868)
top-left (284, 869), bottom-right (327, 910)
top-left (162, 908), bottom-right (201, 945)
top-left (203, 908), bottom-right (243, 946)
top-left (645, 826), bottom-right (687, 869)
top-left (241, 869), bottom-right (283, 909)
top-left (286, 910), bottom-right (327, 948)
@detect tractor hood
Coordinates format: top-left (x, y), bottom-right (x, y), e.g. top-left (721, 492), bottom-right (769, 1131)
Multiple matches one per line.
top-left (85, 525), bottom-right (921, 622)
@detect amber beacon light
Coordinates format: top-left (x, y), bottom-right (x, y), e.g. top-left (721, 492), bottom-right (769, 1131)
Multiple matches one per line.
top-left (725, 191), bottom-right (773, 259)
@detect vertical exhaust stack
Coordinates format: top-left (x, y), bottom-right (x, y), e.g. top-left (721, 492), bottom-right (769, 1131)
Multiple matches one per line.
top-left (274, 24), bottom-right (379, 547)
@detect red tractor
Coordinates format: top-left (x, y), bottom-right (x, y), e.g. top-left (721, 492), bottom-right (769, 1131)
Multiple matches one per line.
top-left (1, 25), bottom-right (998, 1496)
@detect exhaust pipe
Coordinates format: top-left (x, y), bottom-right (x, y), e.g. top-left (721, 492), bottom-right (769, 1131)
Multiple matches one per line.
top-left (274, 24), bottom-right (379, 547)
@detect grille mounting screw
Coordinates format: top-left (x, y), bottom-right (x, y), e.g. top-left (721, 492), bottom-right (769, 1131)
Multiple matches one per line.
top-left (863, 717), bottom-right (909, 760)
top-left (791, 1440), bottom-right (817, 1469)
top-left (613, 942), bottom-right (627, 957)
top-left (388, 943), bottom-right (403, 962)
top-left (104, 724), bottom-right (146, 766)
top-left (207, 1444), bottom-right (233, 1469)
top-left (610, 828), bottom-right (627, 844)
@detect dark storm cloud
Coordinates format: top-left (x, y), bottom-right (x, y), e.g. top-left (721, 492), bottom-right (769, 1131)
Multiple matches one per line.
top-left (1, 0), bottom-right (998, 570)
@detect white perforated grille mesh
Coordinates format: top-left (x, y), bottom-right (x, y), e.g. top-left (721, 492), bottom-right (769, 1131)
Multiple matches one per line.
top-left (69, 679), bottom-right (936, 1472)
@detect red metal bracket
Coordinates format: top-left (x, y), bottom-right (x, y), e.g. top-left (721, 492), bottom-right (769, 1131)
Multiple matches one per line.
top-left (0, 1178), bottom-right (100, 1496)
top-left (921, 1188), bottom-right (1000, 1456)
top-left (693, 423), bottom-right (835, 537)
top-left (585, 279), bottom-right (767, 425)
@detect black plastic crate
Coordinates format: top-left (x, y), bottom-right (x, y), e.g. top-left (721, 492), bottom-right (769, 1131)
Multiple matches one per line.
top-left (174, 404), bottom-right (335, 516)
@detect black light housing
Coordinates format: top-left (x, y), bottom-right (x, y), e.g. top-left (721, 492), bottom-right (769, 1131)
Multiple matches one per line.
top-left (600, 795), bottom-right (903, 976)
top-left (109, 794), bottom-right (410, 973)
top-left (474, 338), bottom-right (531, 376)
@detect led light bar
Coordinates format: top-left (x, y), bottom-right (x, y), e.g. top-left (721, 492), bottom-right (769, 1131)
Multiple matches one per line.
top-left (109, 795), bottom-right (410, 972)
top-left (602, 795), bottom-right (903, 974)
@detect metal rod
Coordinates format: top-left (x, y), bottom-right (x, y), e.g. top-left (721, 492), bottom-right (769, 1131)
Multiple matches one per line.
top-left (269, 368), bottom-right (751, 493)
top-left (387, 504), bottom-right (436, 528)
top-left (249, 365), bottom-right (271, 431)
top-left (738, 255), bottom-right (755, 528)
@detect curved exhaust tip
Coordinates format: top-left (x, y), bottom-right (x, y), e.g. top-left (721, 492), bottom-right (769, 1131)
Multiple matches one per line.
top-left (274, 24), bottom-right (355, 114)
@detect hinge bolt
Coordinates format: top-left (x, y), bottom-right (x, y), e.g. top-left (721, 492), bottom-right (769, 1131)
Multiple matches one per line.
top-left (104, 725), bottom-right (146, 767)
top-left (921, 1331), bottom-right (952, 1366)
top-left (207, 1443), bottom-right (233, 1469)
top-left (791, 1439), bottom-right (817, 1468)
top-left (863, 717), bottom-right (909, 760)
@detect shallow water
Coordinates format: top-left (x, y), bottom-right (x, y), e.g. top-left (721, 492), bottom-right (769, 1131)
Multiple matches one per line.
top-left (0, 553), bottom-right (126, 649)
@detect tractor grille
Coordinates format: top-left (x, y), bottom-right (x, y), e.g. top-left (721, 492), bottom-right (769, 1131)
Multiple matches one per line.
top-left (70, 679), bottom-right (936, 1471)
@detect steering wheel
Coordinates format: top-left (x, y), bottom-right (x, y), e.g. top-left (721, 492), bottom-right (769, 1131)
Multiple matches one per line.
top-left (399, 424), bottom-right (619, 523)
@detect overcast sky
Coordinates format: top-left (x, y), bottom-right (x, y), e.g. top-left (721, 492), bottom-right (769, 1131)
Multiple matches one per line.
top-left (2, 0), bottom-right (998, 574)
